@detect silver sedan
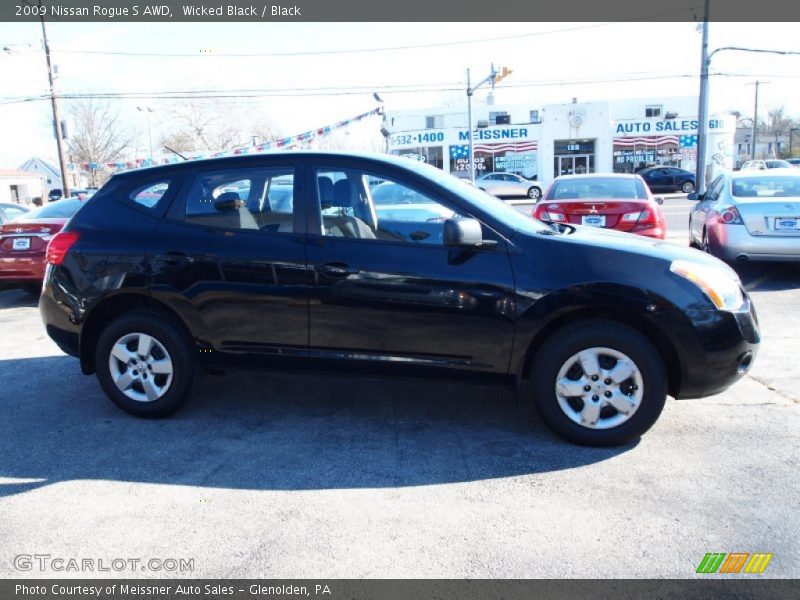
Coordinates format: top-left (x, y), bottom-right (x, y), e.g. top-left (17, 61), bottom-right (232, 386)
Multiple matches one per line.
top-left (476, 172), bottom-right (542, 200)
top-left (689, 168), bottom-right (800, 262)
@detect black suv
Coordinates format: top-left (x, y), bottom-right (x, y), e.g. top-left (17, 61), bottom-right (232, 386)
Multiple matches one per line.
top-left (40, 153), bottom-right (759, 445)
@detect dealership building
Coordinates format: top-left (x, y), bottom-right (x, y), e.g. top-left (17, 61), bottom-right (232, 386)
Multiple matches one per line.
top-left (385, 96), bottom-right (736, 189)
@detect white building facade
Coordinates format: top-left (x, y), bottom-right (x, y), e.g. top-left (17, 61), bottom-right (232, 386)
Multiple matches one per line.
top-left (386, 97), bottom-right (736, 189)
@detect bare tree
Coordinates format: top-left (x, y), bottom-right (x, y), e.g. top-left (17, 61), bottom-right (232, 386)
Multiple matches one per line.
top-left (161, 101), bottom-right (280, 153)
top-left (66, 99), bottom-right (137, 186)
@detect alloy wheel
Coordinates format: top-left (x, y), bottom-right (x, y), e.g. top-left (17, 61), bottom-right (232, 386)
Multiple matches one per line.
top-left (553, 347), bottom-right (644, 430)
top-left (108, 332), bottom-right (174, 402)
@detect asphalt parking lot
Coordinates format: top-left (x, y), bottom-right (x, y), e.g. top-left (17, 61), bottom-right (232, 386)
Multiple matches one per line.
top-left (0, 205), bottom-right (798, 578)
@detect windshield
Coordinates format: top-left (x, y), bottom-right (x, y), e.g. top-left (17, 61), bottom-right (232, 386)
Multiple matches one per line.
top-left (16, 198), bottom-right (84, 220)
top-left (546, 177), bottom-right (648, 200)
top-left (732, 175), bottom-right (800, 198)
top-left (414, 163), bottom-right (549, 234)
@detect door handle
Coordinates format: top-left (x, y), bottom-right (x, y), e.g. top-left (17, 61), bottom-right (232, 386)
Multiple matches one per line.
top-left (318, 262), bottom-right (358, 277)
top-left (159, 252), bottom-right (195, 265)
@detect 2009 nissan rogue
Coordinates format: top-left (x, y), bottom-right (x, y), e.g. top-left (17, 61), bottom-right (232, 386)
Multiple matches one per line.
top-left (39, 153), bottom-right (759, 446)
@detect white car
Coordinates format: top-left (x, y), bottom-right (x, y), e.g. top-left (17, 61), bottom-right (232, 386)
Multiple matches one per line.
top-left (740, 159), bottom-right (793, 171)
top-left (476, 172), bottom-right (542, 200)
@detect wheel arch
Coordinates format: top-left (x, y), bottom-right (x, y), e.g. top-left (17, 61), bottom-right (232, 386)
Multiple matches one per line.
top-left (517, 306), bottom-right (683, 399)
top-left (79, 293), bottom-right (196, 375)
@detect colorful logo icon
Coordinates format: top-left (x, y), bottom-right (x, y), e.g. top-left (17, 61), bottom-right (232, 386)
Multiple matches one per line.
top-left (696, 552), bottom-right (773, 574)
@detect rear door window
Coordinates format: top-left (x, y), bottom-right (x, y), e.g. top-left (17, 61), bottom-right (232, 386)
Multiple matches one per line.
top-left (183, 167), bottom-right (296, 233)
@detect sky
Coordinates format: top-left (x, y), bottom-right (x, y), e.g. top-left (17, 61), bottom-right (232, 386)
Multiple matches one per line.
top-left (1, 21), bottom-right (799, 167)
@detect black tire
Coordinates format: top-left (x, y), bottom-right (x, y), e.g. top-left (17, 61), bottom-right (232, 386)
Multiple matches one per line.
top-left (681, 180), bottom-right (695, 194)
top-left (94, 309), bottom-right (199, 418)
top-left (530, 320), bottom-right (668, 446)
top-left (527, 186), bottom-right (542, 200)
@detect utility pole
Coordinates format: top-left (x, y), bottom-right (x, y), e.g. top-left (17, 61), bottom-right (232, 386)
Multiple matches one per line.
top-left (39, 1), bottom-right (70, 199)
top-left (747, 81), bottom-right (768, 160)
top-left (465, 64), bottom-right (512, 183)
top-left (466, 69), bottom-right (474, 182)
top-left (137, 106), bottom-right (155, 162)
top-left (695, 0), bottom-right (710, 195)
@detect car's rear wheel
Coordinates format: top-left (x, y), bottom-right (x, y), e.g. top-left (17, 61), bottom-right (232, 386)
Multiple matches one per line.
top-left (95, 309), bottom-right (199, 418)
top-left (531, 320), bottom-right (667, 446)
top-left (681, 181), bottom-right (695, 193)
top-left (527, 186), bottom-right (542, 200)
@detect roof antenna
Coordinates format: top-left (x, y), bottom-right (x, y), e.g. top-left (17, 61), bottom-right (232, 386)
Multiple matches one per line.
top-left (163, 145), bottom-right (188, 160)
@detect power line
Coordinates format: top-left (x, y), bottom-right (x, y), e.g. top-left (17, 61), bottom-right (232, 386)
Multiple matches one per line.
top-left (44, 8), bottom-right (703, 59)
top-left (4, 71), bottom-right (799, 106)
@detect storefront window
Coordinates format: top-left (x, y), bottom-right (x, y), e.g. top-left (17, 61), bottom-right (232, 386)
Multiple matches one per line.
top-left (391, 146), bottom-right (444, 170)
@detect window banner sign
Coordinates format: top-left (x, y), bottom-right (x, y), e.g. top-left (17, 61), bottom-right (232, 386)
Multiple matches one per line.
top-left (448, 142), bottom-right (538, 178)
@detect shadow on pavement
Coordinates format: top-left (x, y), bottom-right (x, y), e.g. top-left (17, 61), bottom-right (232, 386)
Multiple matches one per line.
top-left (0, 287), bottom-right (39, 309)
top-left (0, 355), bottom-right (634, 497)
top-left (732, 262), bottom-right (800, 292)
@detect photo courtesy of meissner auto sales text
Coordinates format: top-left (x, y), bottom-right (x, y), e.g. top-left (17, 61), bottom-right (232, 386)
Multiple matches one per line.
top-left (0, 0), bottom-right (798, 598)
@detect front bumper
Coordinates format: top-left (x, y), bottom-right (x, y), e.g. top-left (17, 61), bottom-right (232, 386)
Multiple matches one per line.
top-left (709, 223), bottom-right (800, 262)
top-left (668, 297), bottom-right (760, 399)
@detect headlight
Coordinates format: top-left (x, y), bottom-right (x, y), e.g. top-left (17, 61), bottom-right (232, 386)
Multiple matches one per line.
top-left (670, 259), bottom-right (745, 311)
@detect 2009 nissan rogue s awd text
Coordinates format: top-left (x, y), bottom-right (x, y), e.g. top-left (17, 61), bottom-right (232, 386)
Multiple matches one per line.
top-left (39, 153), bottom-right (760, 446)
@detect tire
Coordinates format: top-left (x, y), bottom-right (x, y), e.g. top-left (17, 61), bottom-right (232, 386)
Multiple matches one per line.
top-left (530, 320), bottom-right (668, 446)
top-left (94, 309), bottom-right (199, 418)
top-left (527, 186), bottom-right (542, 200)
top-left (681, 180), bottom-right (695, 194)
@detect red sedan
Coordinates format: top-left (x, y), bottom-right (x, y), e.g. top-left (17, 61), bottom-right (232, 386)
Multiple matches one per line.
top-left (533, 174), bottom-right (666, 239)
top-left (0, 198), bottom-right (85, 293)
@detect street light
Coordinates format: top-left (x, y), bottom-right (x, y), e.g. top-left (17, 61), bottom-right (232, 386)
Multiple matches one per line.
top-left (695, 24), bottom-right (800, 193)
top-left (137, 106), bottom-right (155, 162)
top-left (465, 65), bottom-right (512, 182)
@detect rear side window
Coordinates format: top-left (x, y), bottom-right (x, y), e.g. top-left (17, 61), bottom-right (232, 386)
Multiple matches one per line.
top-left (183, 167), bottom-right (295, 233)
top-left (131, 181), bottom-right (171, 208)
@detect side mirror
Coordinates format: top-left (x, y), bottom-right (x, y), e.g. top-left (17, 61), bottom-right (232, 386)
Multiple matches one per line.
top-left (444, 218), bottom-right (494, 248)
top-left (687, 192), bottom-right (703, 202)
top-left (654, 196), bottom-right (664, 205)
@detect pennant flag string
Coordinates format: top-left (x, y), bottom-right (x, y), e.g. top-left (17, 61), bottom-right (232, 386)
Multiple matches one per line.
top-left (68, 106), bottom-right (384, 174)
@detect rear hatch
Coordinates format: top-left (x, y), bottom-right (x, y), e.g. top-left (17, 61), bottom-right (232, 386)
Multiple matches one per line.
top-left (0, 219), bottom-right (66, 256)
top-left (546, 199), bottom-right (653, 231)
top-left (737, 199), bottom-right (800, 237)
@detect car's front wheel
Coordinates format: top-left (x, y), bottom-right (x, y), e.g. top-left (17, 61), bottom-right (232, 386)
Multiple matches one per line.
top-left (95, 309), bottom-right (199, 418)
top-left (527, 186), bottom-right (542, 200)
top-left (531, 320), bottom-right (667, 446)
top-left (681, 180), bottom-right (695, 193)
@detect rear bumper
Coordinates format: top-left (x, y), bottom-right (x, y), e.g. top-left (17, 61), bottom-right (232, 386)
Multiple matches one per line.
top-left (709, 224), bottom-right (800, 261)
top-left (39, 271), bottom-right (81, 358)
top-left (0, 254), bottom-right (47, 281)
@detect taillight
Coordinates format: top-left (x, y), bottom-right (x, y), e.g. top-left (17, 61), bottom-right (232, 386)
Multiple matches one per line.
top-left (535, 209), bottom-right (566, 222)
top-left (622, 209), bottom-right (652, 222)
top-left (46, 231), bottom-right (80, 265)
top-left (719, 206), bottom-right (744, 225)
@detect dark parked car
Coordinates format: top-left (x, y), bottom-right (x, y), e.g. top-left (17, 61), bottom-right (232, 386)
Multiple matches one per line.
top-left (40, 153), bottom-right (759, 446)
top-left (48, 188), bottom-right (63, 202)
top-left (638, 166), bottom-right (696, 194)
